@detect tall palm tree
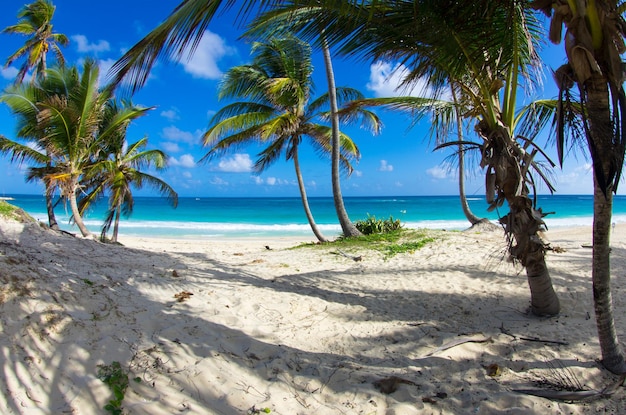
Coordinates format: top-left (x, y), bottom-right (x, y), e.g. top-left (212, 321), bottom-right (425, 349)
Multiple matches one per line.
top-left (2, 0), bottom-right (69, 83)
top-left (3, 0), bottom-right (68, 229)
top-left (201, 35), bottom-right (379, 242)
top-left (107, 1), bottom-right (365, 237)
top-left (79, 100), bottom-right (178, 243)
top-left (531, 0), bottom-right (626, 374)
top-left (250, 0), bottom-right (561, 315)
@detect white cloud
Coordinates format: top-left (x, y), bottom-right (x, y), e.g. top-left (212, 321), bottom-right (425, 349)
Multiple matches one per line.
top-left (353, 170), bottom-right (363, 177)
top-left (379, 160), bottom-right (394, 172)
top-left (367, 61), bottom-right (435, 98)
top-left (1, 66), bottom-right (18, 80)
top-left (266, 177), bottom-right (277, 185)
top-left (162, 126), bottom-right (197, 144)
top-left (252, 176), bottom-right (264, 185)
top-left (161, 109), bottom-right (180, 121)
top-left (97, 58), bottom-right (116, 85)
top-left (210, 176), bottom-right (228, 186)
top-left (182, 171), bottom-right (192, 179)
top-left (178, 30), bottom-right (236, 80)
top-left (170, 154), bottom-right (196, 168)
top-left (216, 154), bottom-right (253, 173)
top-left (426, 164), bottom-right (454, 180)
top-left (72, 34), bottom-right (111, 53)
top-left (161, 142), bottom-right (181, 153)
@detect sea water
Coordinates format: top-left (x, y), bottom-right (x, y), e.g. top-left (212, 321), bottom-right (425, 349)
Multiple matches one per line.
top-left (3, 194), bottom-right (625, 239)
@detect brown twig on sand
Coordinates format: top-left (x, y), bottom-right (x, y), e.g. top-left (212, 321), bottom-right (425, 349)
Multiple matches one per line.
top-left (420, 333), bottom-right (492, 358)
top-left (514, 374), bottom-right (626, 401)
top-left (500, 323), bottom-right (569, 345)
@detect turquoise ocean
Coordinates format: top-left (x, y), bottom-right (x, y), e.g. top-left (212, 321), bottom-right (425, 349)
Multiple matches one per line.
top-left (3, 194), bottom-right (626, 239)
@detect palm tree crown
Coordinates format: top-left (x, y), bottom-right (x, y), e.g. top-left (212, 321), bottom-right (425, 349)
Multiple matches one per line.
top-left (2, 0), bottom-right (69, 83)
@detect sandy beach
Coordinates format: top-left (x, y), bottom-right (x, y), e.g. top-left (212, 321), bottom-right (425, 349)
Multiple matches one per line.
top-left (1, 217), bottom-right (625, 414)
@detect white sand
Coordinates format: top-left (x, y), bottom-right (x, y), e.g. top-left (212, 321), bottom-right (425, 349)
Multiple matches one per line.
top-left (1, 218), bottom-right (625, 414)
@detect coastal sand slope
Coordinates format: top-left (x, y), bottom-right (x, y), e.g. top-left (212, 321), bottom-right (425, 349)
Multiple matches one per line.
top-left (1, 218), bottom-right (625, 414)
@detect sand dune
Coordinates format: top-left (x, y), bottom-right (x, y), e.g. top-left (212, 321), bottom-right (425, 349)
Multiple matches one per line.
top-left (1, 218), bottom-right (625, 414)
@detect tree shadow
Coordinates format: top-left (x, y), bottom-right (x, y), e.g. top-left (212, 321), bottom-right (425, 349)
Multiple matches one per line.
top-left (0, 222), bottom-right (623, 414)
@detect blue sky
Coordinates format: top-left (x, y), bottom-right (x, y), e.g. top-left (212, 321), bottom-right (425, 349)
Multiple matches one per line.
top-left (0, 0), bottom-right (607, 197)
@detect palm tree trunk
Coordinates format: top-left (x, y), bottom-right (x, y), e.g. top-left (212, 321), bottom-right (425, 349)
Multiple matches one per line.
top-left (45, 188), bottom-right (59, 230)
top-left (452, 85), bottom-right (483, 226)
top-left (502, 196), bottom-right (560, 316)
top-left (458, 143), bottom-right (482, 225)
top-left (321, 35), bottom-right (361, 237)
top-left (586, 72), bottom-right (626, 373)
top-left (112, 204), bottom-right (121, 243)
top-left (68, 183), bottom-right (91, 237)
top-left (592, 179), bottom-right (626, 373)
top-left (293, 150), bottom-right (327, 243)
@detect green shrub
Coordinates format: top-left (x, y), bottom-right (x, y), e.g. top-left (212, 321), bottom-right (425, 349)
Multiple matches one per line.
top-left (354, 214), bottom-right (403, 235)
top-left (97, 361), bottom-right (138, 415)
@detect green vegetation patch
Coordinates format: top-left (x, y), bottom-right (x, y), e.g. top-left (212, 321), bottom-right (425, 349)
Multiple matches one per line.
top-left (297, 228), bottom-right (442, 260)
top-left (0, 200), bottom-right (34, 222)
top-left (97, 361), bottom-right (140, 415)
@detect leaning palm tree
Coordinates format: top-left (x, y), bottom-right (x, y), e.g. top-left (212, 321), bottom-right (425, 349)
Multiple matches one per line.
top-left (531, 0), bottom-right (626, 374)
top-left (2, 0), bottom-right (69, 83)
top-left (3, 59), bottom-right (111, 237)
top-left (79, 100), bottom-right (178, 243)
top-left (201, 35), bottom-right (379, 242)
top-left (249, 0), bottom-right (560, 315)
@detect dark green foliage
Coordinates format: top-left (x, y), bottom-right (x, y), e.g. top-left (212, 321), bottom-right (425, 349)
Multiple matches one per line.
top-left (97, 361), bottom-right (133, 415)
top-left (354, 215), bottom-right (403, 235)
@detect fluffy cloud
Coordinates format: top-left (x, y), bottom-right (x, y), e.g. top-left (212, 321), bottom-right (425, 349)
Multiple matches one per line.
top-left (1, 66), bottom-right (18, 80)
top-left (161, 108), bottom-right (180, 121)
top-left (178, 30), bottom-right (236, 80)
top-left (170, 154), bottom-right (196, 168)
top-left (216, 154), bottom-right (253, 173)
top-left (162, 126), bottom-right (197, 144)
top-left (379, 160), bottom-right (394, 172)
top-left (367, 61), bottom-right (437, 98)
top-left (72, 34), bottom-right (111, 53)
top-left (426, 164), bottom-right (454, 180)
top-left (161, 142), bottom-right (181, 153)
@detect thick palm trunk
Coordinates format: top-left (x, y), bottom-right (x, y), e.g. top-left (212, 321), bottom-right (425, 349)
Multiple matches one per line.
top-left (68, 183), bottom-right (91, 237)
top-left (321, 36), bottom-right (361, 238)
top-left (293, 151), bottom-right (327, 243)
top-left (501, 196), bottom-right (560, 316)
top-left (483, 123), bottom-right (560, 316)
top-left (586, 72), bottom-right (626, 373)
top-left (592, 179), bottom-right (626, 373)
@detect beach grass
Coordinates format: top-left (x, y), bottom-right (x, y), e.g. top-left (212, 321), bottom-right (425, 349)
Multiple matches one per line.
top-left (296, 228), bottom-right (445, 259)
top-left (0, 200), bottom-right (34, 222)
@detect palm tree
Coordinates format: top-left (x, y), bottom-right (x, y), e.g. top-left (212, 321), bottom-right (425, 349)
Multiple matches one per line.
top-left (0, 133), bottom-right (60, 225)
top-left (201, 35), bottom-right (378, 242)
top-left (2, 59), bottom-right (111, 237)
top-left (107, 1), bottom-right (366, 238)
top-left (3, 0), bottom-right (68, 229)
top-left (531, 0), bottom-right (626, 374)
top-left (79, 100), bottom-right (178, 243)
top-left (2, 0), bottom-right (69, 83)
top-left (250, 0), bottom-right (561, 315)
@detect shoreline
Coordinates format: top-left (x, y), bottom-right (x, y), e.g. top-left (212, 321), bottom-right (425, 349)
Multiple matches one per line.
top-left (1, 218), bottom-right (625, 414)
